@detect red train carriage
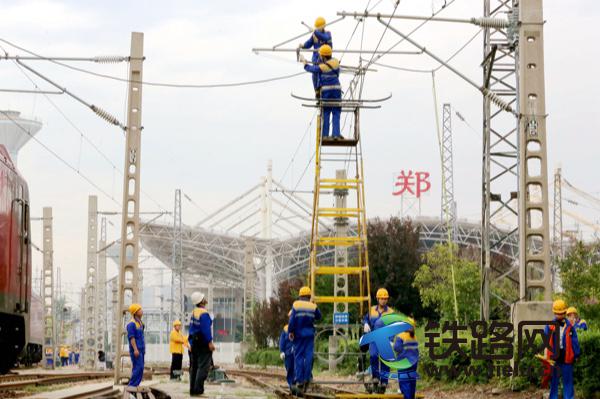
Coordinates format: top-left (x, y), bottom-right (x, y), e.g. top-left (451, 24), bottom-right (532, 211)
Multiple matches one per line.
top-left (0, 144), bottom-right (32, 373)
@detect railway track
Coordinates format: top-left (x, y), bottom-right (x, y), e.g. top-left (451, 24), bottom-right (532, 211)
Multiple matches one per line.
top-left (226, 369), bottom-right (359, 399)
top-left (0, 372), bottom-right (113, 394)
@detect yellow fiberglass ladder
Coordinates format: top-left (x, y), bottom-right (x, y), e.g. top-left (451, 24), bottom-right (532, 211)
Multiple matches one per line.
top-left (292, 93), bottom-right (390, 325)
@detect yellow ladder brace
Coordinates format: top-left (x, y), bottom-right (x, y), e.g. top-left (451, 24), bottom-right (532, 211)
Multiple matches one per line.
top-left (317, 236), bottom-right (364, 246)
top-left (318, 207), bottom-right (364, 218)
top-left (315, 266), bottom-right (366, 275)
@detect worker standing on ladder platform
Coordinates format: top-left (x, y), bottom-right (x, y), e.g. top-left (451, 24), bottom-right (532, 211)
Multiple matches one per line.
top-left (299, 16), bottom-right (332, 96)
top-left (279, 319), bottom-right (295, 390)
top-left (126, 303), bottom-right (145, 388)
top-left (288, 286), bottom-right (322, 394)
top-left (363, 288), bottom-right (395, 393)
top-left (301, 44), bottom-right (342, 139)
top-left (188, 292), bottom-right (215, 396)
top-left (393, 318), bottom-right (419, 399)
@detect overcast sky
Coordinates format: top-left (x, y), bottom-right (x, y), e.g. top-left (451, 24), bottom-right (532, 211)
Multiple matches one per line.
top-left (1, 0), bottom-right (598, 302)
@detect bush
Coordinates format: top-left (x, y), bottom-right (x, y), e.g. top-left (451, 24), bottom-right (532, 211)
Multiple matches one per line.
top-left (243, 348), bottom-right (283, 367)
top-left (574, 329), bottom-right (600, 398)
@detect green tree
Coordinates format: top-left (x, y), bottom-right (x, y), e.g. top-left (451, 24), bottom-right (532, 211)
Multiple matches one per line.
top-left (413, 243), bottom-right (480, 323)
top-left (367, 217), bottom-right (432, 319)
top-left (559, 241), bottom-right (600, 322)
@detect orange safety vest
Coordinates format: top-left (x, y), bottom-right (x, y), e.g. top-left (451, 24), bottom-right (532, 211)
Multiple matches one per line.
top-left (546, 323), bottom-right (575, 364)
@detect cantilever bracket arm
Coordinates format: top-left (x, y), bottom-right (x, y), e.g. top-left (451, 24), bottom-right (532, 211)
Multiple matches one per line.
top-left (375, 17), bottom-right (517, 117)
top-left (291, 92), bottom-right (392, 103)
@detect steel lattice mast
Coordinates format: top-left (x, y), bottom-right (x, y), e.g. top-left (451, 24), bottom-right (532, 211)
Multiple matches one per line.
top-left (170, 189), bottom-right (184, 326)
top-left (552, 168), bottom-right (563, 291)
top-left (441, 103), bottom-right (457, 243)
top-left (42, 207), bottom-right (55, 369)
top-left (83, 195), bottom-right (98, 369)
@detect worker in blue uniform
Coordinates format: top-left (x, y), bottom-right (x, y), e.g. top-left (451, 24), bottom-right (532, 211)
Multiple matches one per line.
top-left (544, 300), bottom-right (581, 399)
top-left (288, 286), bottom-right (322, 394)
top-left (126, 303), bottom-right (145, 388)
top-left (299, 16), bottom-right (333, 95)
top-left (362, 288), bottom-right (395, 393)
top-left (279, 322), bottom-right (295, 389)
top-left (393, 318), bottom-right (419, 399)
top-left (567, 307), bottom-right (588, 331)
top-left (188, 291), bottom-right (215, 396)
top-left (301, 44), bottom-right (342, 139)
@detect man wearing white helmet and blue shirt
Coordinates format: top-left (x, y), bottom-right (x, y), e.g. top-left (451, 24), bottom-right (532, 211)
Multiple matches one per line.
top-left (188, 291), bottom-right (215, 396)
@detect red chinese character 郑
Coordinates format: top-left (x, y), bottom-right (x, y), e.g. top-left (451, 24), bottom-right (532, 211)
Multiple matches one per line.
top-left (393, 170), bottom-right (431, 198)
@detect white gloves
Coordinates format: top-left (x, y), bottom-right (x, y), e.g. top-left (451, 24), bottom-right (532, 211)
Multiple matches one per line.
top-left (363, 323), bottom-right (371, 333)
top-left (280, 352), bottom-right (285, 360)
top-left (298, 54), bottom-right (307, 64)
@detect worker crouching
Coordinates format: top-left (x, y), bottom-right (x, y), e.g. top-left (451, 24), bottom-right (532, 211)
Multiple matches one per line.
top-left (288, 286), bottom-right (322, 394)
top-left (126, 303), bottom-right (145, 387)
top-left (188, 292), bottom-right (215, 396)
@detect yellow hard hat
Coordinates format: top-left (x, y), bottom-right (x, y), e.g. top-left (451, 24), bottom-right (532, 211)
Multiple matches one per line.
top-left (319, 44), bottom-right (332, 57)
top-left (376, 288), bottom-right (389, 299)
top-left (173, 319), bottom-right (182, 326)
top-left (299, 286), bottom-right (312, 297)
top-left (128, 303), bottom-right (142, 315)
top-left (552, 299), bottom-right (567, 314)
top-left (566, 307), bottom-right (578, 315)
top-left (314, 17), bottom-right (326, 29)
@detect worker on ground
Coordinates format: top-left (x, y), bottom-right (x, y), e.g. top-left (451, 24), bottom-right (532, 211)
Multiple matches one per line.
top-left (299, 16), bottom-right (333, 96)
top-left (59, 345), bottom-right (69, 367)
top-left (567, 307), bottom-right (588, 331)
top-left (170, 319), bottom-right (188, 380)
top-left (279, 314), bottom-right (295, 389)
top-left (544, 299), bottom-right (580, 399)
top-left (363, 288), bottom-right (395, 393)
top-left (188, 292), bottom-right (215, 396)
top-left (74, 349), bottom-right (80, 365)
top-left (301, 44), bottom-right (342, 140)
top-left (393, 318), bottom-right (419, 399)
top-left (126, 303), bottom-right (145, 388)
top-left (288, 286), bottom-right (322, 394)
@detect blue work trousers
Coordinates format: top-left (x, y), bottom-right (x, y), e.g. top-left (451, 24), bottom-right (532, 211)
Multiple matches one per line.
top-left (284, 354), bottom-right (295, 389)
top-left (398, 365), bottom-right (418, 399)
top-left (550, 363), bottom-right (574, 399)
top-left (320, 89), bottom-right (341, 138)
top-left (128, 351), bottom-right (144, 387)
top-left (369, 350), bottom-right (390, 385)
top-left (293, 336), bottom-right (314, 384)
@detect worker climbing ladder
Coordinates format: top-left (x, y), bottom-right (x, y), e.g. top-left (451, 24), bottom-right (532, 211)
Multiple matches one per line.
top-left (293, 93), bottom-right (390, 326)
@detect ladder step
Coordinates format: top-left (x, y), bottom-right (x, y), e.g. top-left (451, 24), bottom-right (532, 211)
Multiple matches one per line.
top-left (317, 207), bottom-right (363, 218)
top-left (314, 296), bottom-right (369, 303)
top-left (321, 138), bottom-right (359, 147)
top-left (316, 237), bottom-right (363, 246)
top-left (319, 178), bottom-right (362, 191)
top-left (315, 266), bottom-right (366, 275)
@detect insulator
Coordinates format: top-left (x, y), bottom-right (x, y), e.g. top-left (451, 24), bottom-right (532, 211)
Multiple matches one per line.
top-left (482, 88), bottom-right (515, 114)
top-left (91, 105), bottom-right (123, 127)
top-left (470, 17), bottom-right (510, 29)
top-left (93, 55), bottom-right (127, 64)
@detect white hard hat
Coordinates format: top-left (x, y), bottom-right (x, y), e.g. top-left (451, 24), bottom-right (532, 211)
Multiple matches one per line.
top-left (191, 291), bottom-right (205, 305)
